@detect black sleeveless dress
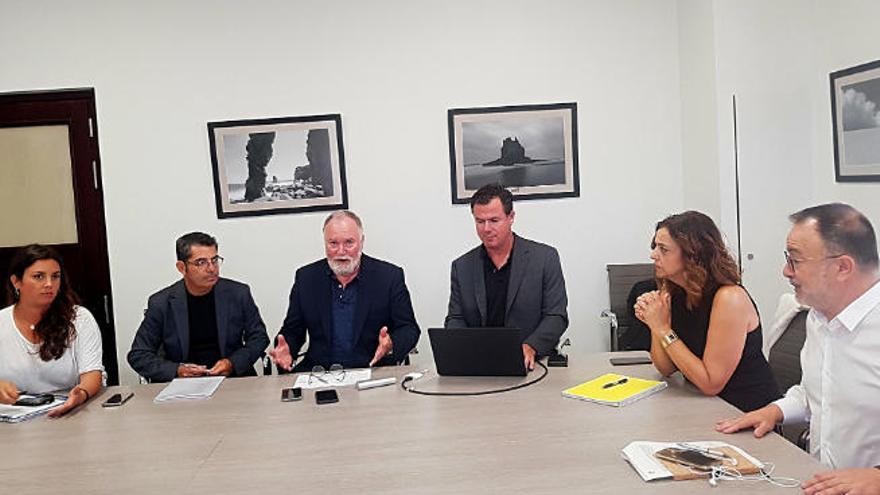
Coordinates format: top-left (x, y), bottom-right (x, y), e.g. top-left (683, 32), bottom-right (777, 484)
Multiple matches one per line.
top-left (670, 285), bottom-right (782, 412)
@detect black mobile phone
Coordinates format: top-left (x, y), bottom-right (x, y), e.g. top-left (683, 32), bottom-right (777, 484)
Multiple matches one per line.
top-left (654, 448), bottom-right (722, 470)
top-left (609, 356), bottom-right (653, 366)
top-left (101, 392), bottom-right (133, 407)
top-left (281, 387), bottom-right (303, 402)
top-left (315, 389), bottom-right (339, 405)
top-left (14, 394), bottom-right (54, 407)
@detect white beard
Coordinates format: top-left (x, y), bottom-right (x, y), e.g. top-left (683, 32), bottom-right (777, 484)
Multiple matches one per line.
top-left (329, 255), bottom-right (360, 277)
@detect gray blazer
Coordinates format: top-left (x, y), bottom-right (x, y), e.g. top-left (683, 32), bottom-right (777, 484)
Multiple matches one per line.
top-left (444, 234), bottom-right (569, 355)
top-left (127, 278), bottom-right (269, 382)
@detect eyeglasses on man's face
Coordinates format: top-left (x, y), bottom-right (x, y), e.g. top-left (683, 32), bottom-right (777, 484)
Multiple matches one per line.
top-left (783, 250), bottom-right (844, 273)
top-left (186, 255), bottom-right (224, 269)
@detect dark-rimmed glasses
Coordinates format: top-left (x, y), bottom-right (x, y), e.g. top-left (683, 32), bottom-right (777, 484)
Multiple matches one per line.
top-left (186, 255), bottom-right (224, 269)
top-left (784, 250), bottom-right (844, 272)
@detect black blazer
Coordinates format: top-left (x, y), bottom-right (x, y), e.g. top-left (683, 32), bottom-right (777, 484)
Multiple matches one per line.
top-left (279, 254), bottom-right (420, 371)
top-left (128, 278), bottom-right (270, 382)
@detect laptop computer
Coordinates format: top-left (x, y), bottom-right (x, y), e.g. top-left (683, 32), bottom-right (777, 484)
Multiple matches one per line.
top-left (428, 327), bottom-right (527, 376)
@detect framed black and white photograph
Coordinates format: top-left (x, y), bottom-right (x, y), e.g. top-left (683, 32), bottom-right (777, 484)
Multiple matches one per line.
top-left (448, 102), bottom-right (579, 204)
top-left (207, 114), bottom-right (348, 218)
top-left (831, 59), bottom-right (880, 182)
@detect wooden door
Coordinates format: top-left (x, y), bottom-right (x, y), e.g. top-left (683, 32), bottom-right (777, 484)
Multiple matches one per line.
top-left (0, 88), bottom-right (118, 385)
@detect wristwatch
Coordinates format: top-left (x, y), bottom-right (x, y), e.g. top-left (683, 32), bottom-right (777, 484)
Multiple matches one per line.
top-left (660, 330), bottom-right (679, 349)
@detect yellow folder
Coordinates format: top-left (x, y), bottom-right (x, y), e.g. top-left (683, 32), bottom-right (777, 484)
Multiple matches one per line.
top-left (562, 373), bottom-right (667, 407)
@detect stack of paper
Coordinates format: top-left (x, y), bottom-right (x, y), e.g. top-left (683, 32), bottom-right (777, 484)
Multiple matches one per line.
top-left (562, 373), bottom-right (666, 407)
top-left (0, 395), bottom-right (66, 423)
top-left (154, 376), bottom-right (225, 403)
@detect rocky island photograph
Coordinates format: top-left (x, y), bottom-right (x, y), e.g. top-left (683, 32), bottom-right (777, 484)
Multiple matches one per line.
top-left (449, 103), bottom-right (579, 204)
top-left (208, 115), bottom-right (348, 218)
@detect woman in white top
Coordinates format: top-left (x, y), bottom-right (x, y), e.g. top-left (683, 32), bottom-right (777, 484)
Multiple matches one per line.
top-left (0, 244), bottom-right (103, 417)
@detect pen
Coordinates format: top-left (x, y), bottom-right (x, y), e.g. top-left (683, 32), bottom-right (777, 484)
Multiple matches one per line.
top-left (602, 377), bottom-right (628, 389)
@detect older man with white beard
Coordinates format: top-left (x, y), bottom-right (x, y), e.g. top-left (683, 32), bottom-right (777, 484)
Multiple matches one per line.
top-left (269, 211), bottom-right (420, 372)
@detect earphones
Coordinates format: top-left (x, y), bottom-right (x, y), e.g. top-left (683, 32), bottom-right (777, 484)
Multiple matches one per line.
top-left (698, 463), bottom-right (801, 488)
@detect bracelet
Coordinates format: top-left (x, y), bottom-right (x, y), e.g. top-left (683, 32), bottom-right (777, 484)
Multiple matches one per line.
top-left (73, 386), bottom-right (91, 402)
top-left (660, 330), bottom-right (679, 349)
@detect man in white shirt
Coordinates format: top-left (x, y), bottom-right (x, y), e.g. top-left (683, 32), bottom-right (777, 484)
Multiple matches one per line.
top-left (716, 203), bottom-right (880, 494)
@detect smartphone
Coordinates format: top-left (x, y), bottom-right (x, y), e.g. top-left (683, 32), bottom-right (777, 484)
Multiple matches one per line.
top-left (281, 387), bottom-right (302, 402)
top-left (654, 448), bottom-right (722, 469)
top-left (609, 356), bottom-right (653, 366)
top-left (315, 389), bottom-right (339, 405)
top-left (101, 392), bottom-right (134, 407)
top-left (14, 394), bottom-right (55, 407)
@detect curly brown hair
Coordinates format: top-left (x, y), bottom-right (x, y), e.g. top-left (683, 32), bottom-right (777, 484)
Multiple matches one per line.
top-left (653, 211), bottom-right (741, 309)
top-left (5, 244), bottom-right (79, 361)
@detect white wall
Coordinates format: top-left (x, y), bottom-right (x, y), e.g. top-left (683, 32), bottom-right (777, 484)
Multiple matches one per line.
top-left (810, 1), bottom-right (880, 219)
top-left (676, 0), bottom-right (721, 219)
top-left (711, 0), bottom-right (817, 322)
top-left (707, 0), bottom-right (880, 323)
top-left (1, 1), bottom-right (685, 384)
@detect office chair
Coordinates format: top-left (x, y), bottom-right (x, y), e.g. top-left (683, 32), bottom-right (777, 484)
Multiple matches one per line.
top-left (768, 308), bottom-right (810, 452)
top-left (602, 263), bottom-right (655, 351)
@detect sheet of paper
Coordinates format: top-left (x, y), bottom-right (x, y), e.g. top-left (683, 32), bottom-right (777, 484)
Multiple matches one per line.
top-left (154, 376), bottom-right (225, 403)
top-left (0, 395), bottom-right (66, 423)
top-left (621, 440), bottom-right (764, 481)
top-left (293, 368), bottom-right (371, 389)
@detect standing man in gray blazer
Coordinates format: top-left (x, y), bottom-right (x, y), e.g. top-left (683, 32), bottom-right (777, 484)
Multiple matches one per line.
top-left (128, 232), bottom-right (269, 382)
top-left (445, 184), bottom-right (569, 370)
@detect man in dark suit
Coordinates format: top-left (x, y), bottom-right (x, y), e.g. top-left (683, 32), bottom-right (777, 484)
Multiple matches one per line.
top-left (445, 184), bottom-right (568, 370)
top-left (268, 211), bottom-right (420, 371)
top-left (128, 232), bottom-right (269, 382)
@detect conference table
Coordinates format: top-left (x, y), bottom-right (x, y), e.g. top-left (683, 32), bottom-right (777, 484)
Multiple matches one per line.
top-left (2, 351), bottom-right (821, 494)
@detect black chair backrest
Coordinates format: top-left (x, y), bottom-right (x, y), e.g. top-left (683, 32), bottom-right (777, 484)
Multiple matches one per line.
top-left (619, 279), bottom-right (657, 351)
top-left (768, 310), bottom-right (808, 393)
top-left (606, 263), bottom-right (655, 350)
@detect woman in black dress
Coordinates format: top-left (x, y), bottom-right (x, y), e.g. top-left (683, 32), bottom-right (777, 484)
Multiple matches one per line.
top-left (633, 211), bottom-right (780, 412)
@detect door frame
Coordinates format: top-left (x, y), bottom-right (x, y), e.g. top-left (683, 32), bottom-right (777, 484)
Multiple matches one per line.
top-left (0, 88), bottom-right (119, 385)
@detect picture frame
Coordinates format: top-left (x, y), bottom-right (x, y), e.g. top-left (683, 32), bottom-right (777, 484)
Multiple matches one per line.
top-left (830, 59), bottom-right (880, 182)
top-left (207, 114), bottom-right (348, 218)
top-left (448, 102), bottom-right (579, 204)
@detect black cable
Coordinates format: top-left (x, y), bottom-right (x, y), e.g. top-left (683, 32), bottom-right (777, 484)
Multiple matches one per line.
top-left (401, 361), bottom-right (549, 396)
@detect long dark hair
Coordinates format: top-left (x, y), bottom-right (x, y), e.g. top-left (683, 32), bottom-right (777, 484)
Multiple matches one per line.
top-left (5, 244), bottom-right (79, 361)
top-left (654, 211), bottom-right (741, 309)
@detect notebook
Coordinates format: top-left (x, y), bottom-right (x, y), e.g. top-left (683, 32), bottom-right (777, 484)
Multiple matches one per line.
top-left (0, 395), bottom-right (66, 423)
top-left (562, 373), bottom-right (666, 407)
